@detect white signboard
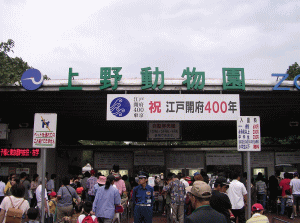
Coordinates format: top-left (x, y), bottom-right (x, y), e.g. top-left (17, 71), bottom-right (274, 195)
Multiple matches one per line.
top-left (237, 116), bottom-right (261, 151)
top-left (206, 153), bottom-right (242, 165)
top-left (0, 124), bottom-right (8, 140)
top-left (33, 113), bottom-right (57, 148)
top-left (275, 152), bottom-right (300, 164)
top-left (148, 177), bottom-right (155, 187)
top-left (107, 94), bottom-right (240, 121)
top-left (148, 122), bottom-right (181, 140)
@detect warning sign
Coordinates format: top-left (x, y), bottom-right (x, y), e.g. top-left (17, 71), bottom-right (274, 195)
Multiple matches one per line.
top-left (33, 113), bottom-right (57, 148)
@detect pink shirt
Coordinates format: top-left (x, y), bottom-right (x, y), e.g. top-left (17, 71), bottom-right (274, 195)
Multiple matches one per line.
top-left (114, 179), bottom-right (126, 195)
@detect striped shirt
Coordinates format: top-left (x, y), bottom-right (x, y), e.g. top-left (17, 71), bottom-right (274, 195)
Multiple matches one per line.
top-left (256, 181), bottom-right (267, 194)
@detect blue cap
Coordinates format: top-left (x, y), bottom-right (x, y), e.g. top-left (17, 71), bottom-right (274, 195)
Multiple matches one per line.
top-left (138, 171), bottom-right (149, 178)
top-left (194, 172), bottom-right (200, 177)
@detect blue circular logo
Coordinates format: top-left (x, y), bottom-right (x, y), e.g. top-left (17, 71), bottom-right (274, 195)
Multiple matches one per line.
top-left (21, 69), bottom-right (44, 90)
top-left (110, 97), bottom-right (131, 117)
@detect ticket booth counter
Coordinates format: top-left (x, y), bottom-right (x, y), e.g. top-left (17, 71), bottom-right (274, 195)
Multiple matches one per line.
top-left (252, 167), bottom-right (267, 180)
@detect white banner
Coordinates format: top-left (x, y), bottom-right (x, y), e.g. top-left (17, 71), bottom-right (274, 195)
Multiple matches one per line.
top-left (107, 94), bottom-right (240, 121)
top-left (237, 116), bottom-right (261, 151)
top-left (33, 113), bottom-right (57, 148)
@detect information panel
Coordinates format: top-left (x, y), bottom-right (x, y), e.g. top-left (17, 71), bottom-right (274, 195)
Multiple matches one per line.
top-left (237, 116), bottom-right (261, 151)
top-left (107, 94), bottom-right (240, 121)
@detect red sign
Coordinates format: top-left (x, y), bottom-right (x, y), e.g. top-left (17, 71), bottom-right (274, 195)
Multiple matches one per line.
top-left (0, 148), bottom-right (40, 157)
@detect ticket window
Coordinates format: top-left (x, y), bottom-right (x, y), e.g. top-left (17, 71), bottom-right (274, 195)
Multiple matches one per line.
top-left (98, 170), bottom-right (109, 177)
top-left (252, 168), bottom-right (267, 180)
top-left (170, 169), bottom-right (182, 175)
top-left (189, 169), bottom-right (202, 177)
top-left (119, 170), bottom-right (128, 177)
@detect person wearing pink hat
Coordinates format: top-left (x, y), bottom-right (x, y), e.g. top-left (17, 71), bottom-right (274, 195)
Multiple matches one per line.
top-left (246, 203), bottom-right (269, 223)
top-left (93, 176), bottom-right (106, 195)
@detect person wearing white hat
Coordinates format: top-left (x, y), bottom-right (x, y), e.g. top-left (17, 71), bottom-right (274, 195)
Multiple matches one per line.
top-left (185, 181), bottom-right (226, 223)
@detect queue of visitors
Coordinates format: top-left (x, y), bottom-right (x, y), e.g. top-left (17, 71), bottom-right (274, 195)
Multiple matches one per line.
top-left (0, 169), bottom-right (299, 223)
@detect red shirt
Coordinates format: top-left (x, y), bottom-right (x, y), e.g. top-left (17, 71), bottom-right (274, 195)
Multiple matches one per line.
top-left (279, 178), bottom-right (291, 196)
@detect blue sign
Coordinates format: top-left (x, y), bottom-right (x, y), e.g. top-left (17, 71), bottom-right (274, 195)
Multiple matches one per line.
top-left (21, 69), bottom-right (43, 90)
top-left (110, 97), bottom-right (131, 117)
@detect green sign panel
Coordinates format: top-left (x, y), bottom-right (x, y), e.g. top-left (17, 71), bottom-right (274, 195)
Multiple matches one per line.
top-left (58, 67), bottom-right (246, 91)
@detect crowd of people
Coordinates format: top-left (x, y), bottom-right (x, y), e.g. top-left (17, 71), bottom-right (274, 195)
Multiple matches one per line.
top-left (0, 168), bottom-right (299, 223)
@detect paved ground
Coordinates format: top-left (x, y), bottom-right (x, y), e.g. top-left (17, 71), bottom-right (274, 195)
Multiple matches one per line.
top-left (124, 212), bottom-right (300, 223)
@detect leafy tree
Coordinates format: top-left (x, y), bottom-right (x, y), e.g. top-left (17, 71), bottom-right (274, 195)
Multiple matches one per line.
top-left (286, 62), bottom-right (300, 80)
top-left (0, 39), bottom-right (50, 86)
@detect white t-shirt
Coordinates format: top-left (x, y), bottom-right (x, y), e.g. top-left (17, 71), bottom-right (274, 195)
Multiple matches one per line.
top-left (77, 214), bottom-right (97, 223)
top-left (0, 181), bottom-right (5, 196)
top-left (36, 185), bottom-right (48, 202)
top-left (180, 179), bottom-right (189, 188)
top-left (227, 179), bottom-right (247, 210)
top-left (0, 196), bottom-right (30, 222)
top-left (290, 178), bottom-right (300, 195)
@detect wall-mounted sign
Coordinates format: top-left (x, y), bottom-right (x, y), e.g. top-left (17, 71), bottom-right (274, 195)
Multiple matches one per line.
top-left (33, 113), bottom-right (57, 148)
top-left (272, 74), bottom-right (300, 90)
top-left (167, 152), bottom-right (204, 169)
top-left (237, 116), bottom-right (261, 151)
top-left (206, 153), bottom-right (242, 165)
top-left (94, 152), bottom-right (133, 169)
top-left (134, 151), bottom-right (164, 166)
top-left (148, 122), bottom-right (181, 140)
top-left (107, 94), bottom-right (240, 121)
top-left (0, 124), bottom-right (8, 140)
top-left (0, 148), bottom-right (40, 157)
top-left (16, 168), bottom-right (30, 174)
top-left (275, 152), bottom-right (300, 164)
top-left (21, 69), bottom-right (44, 91)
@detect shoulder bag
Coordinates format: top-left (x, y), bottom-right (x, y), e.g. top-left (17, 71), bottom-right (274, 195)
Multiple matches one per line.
top-left (65, 186), bottom-right (76, 208)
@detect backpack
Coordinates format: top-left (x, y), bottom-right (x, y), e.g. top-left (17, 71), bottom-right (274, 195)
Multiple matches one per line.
top-left (81, 215), bottom-right (96, 223)
top-left (5, 196), bottom-right (25, 223)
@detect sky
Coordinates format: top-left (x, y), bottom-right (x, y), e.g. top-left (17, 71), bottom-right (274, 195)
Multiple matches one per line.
top-left (1, 0), bottom-right (300, 81)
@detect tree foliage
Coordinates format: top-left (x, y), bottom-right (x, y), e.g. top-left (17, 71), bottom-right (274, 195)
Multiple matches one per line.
top-left (286, 62), bottom-right (300, 80)
top-left (0, 39), bottom-right (31, 86)
top-left (0, 39), bottom-right (50, 86)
